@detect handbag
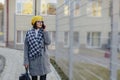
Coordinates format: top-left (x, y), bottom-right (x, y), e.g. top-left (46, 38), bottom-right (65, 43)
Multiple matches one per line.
top-left (19, 68), bottom-right (31, 80)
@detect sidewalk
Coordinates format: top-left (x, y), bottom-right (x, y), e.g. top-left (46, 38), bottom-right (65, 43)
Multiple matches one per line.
top-left (0, 47), bottom-right (61, 80)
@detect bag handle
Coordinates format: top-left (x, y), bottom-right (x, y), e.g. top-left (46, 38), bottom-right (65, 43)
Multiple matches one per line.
top-left (25, 67), bottom-right (29, 74)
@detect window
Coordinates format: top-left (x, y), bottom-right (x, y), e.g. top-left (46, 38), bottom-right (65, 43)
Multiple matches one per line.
top-left (17, 31), bottom-right (21, 43)
top-left (23, 31), bottom-right (27, 42)
top-left (74, 0), bottom-right (80, 16)
top-left (87, 0), bottom-right (102, 17)
top-left (52, 31), bottom-right (56, 43)
top-left (87, 32), bottom-right (101, 48)
top-left (64, 32), bottom-right (69, 46)
top-left (50, 31), bottom-right (56, 44)
top-left (16, 0), bottom-right (33, 15)
top-left (17, 30), bottom-right (27, 44)
top-left (64, 5), bottom-right (69, 16)
top-left (64, 0), bottom-right (80, 16)
top-left (41, 0), bottom-right (57, 15)
top-left (64, 0), bottom-right (69, 16)
top-left (107, 32), bottom-right (111, 49)
top-left (49, 31), bottom-right (56, 49)
top-left (73, 32), bottom-right (79, 46)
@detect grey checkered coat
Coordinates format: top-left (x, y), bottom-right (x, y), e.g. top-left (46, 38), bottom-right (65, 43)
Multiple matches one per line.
top-left (24, 30), bottom-right (51, 76)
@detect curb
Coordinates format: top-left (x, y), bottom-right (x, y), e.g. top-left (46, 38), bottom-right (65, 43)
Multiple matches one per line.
top-left (0, 55), bottom-right (5, 74)
top-left (50, 64), bottom-right (61, 80)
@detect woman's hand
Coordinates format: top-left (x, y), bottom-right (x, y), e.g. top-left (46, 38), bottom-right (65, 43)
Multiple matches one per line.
top-left (44, 29), bottom-right (46, 31)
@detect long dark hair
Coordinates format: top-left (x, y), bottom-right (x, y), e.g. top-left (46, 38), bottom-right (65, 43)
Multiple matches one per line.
top-left (33, 21), bottom-right (46, 29)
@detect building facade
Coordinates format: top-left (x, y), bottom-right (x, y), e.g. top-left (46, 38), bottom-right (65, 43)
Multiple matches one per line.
top-left (56, 0), bottom-right (118, 49)
top-left (3, 0), bottom-right (120, 49)
top-left (4, 0), bottom-right (57, 49)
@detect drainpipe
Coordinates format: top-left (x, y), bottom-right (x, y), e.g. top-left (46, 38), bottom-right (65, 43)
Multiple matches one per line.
top-left (6, 0), bottom-right (9, 47)
top-left (35, 0), bottom-right (37, 15)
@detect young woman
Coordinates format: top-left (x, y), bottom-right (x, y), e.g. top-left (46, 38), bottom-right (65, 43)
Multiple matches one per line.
top-left (24, 16), bottom-right (51, 80)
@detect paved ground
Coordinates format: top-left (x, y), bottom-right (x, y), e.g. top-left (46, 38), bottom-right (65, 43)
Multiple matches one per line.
top-left (0, 55), bottom-right (5, 74)
top-left (0, 47), bottom-right (61, 80)
top-left (49, 48), bottom-right (120, 69)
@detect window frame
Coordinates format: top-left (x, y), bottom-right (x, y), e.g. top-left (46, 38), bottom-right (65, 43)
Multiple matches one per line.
top-left (16, 0), bottom-right (34, 15)
top-left (87, 0), bottom-right (102, 17)
top-left (16, 30), bottom-right (27, 44)
top-left (86, 32), bottom-right (101, 48)
top-left (49, 31), bottom-right (56, 49)
top-left (64, 31), bottom-right (69, 47)
top-left (49, 31), bottom-right (56, 45)
top-left (40, 0), bottom-right (57, 16)
top-left (73, 0), bottom-right (81, 17)
top-left (16, 30), bottom-right (23, 44)
top-left (64, 0), bottom-right (70, 16)
top-left (73, 31), bottom-right (80, 47)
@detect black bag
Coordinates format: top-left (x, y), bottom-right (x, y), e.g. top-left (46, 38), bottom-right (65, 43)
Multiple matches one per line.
top-left (19, 68), bottom-right (31, 80)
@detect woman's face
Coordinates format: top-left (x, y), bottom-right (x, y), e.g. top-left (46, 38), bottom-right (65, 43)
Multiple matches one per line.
top-left (36, 21), bottom-right (42, 28)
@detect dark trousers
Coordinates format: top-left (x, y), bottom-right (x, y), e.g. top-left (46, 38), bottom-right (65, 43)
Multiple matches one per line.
top-left (32, 74), bottom-right (46, 80)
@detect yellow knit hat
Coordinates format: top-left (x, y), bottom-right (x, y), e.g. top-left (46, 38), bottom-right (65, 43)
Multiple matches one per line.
top-left (31, 16), bottom-right (43, 25)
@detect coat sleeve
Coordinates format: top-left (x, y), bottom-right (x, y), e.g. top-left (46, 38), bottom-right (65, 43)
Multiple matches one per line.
top-left (43, 31), bottom-right (51, 45)
top-left (24, 37), bottom-right (29, 65)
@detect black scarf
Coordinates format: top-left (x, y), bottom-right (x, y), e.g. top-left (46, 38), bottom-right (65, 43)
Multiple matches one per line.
top-left (26, 28), bottom-right (44, 60)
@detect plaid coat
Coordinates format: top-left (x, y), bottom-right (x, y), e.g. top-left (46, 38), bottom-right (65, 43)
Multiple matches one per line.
top-left (24, 30), bottom-right (51, 76)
